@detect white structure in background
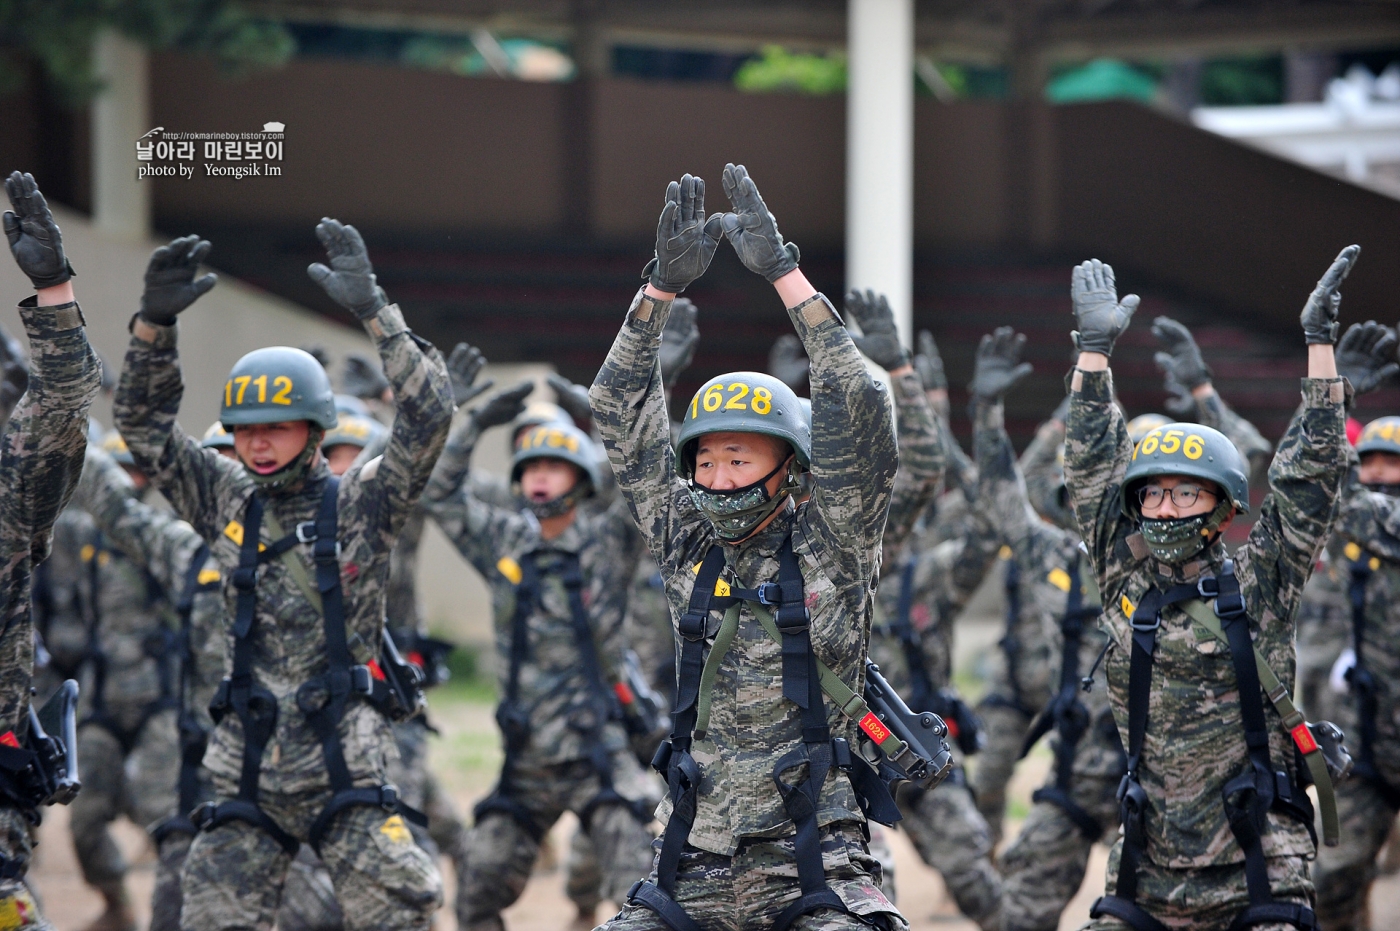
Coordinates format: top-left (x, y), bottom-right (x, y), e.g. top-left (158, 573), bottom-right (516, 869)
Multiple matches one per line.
top-left (1192, 64), bottom-right (1400, 199)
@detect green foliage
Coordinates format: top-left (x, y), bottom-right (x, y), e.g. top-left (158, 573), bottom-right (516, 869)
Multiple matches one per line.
top-left (1200, 57), bottom-right (1283, 106)
top-left (734, 44), bottom-right (847, 95)
top-left (1046, 59), bottom-right (1158, 104)
top-left (0, 0), bottom-right (293, 104)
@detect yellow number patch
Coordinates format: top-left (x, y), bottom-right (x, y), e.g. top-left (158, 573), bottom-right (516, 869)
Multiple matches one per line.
top-left (689, 381), bottom-right (774, 419)
top-left (223, 521), bottom-right (267, 552)
top-left (225, 374), bottom-right (296, 406)
top-left (1133, 426), bottom-right (1206, 461)
top-left (1121, 594), bottom-right (1136, 616)
top-left (1047, 568), bottom-right (1072, 592)
top-left (198, 568), bottom-right (222, 585)
top-left (1344, 542), bottom-right (1362, 561)
top-left (497, 557), bottom-right (523, 585)
top-left (378, 814), bottom-right (412, 845)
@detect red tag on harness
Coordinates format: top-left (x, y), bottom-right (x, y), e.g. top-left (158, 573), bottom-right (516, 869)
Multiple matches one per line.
top-left (860, 713), bottom-right (891, 744)
top-left (367, 659), bottom-right (386, 681)
top-left (1291, 722), bottom-right (1318, 755)
top-left (0, 732), bottom-right (17, 748)
top-left (613, 682), bottom-right (635, 706)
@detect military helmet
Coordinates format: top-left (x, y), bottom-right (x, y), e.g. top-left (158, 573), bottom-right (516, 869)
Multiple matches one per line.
top-left (1121, 422), bottom-right (1250, 517)
top-left (511, 421), bottom-right (601, 490)
top-left (675, 372), bottom-right (811, 479)
top-left (101, 430), bottom-right (134, 466)
top-left (1126, 413), bottom-right (1172, 445)
top-left (220, 347), bottom-right (337, 431)
top-left (321, 411), bottom-right (386, 451)
top-left (1356, 417), bottom-right (1400, 458)
top-left (201, 422), bottom-right (235, 450)
top-left (797, 397), bottom-right (812, 430)
top-left (334, 394), bottom-right (371, 417)
top-left (509, 402), bottom-right (571, 448)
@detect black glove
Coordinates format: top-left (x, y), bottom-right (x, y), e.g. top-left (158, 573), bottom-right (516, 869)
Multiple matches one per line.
top-left (845, 290), bottom-right (909, 371)
top-left (969, 327), bottom-right (1033, 401)
top-left (767, 335), bottom-right (809, 392)
top-left (644, 174), bottom-right (724, 294)
top-left (473, 381), bottom-right (534, 430)
top-left (342, 354), bottom-right (390, 400)
top-left (659, 297), bottom-right (699, 389)
top-left (719, 164), bottom-right (800, 282)
top-left (1070, 259), bottom-right (1139, 357)
top-left (447, 342), bottom-right (493, 406)
top-left (1151, 316), bottom-right (1212, 390)
top-left (3, 172), bottom-right (72, 290)
top-left (307, 218), bottom-right (387, 320)
top-left (1335, 321), bottom-right (1399, 395)
top-left (913, 330), bottom-right (947, 392)
top-left (1300, 245), bottom-right (1360, 345)
top-left (547, 373), bottom-right (593, 425)
top-left (139, 236), bottom-right (217, 326)
top-left (301, 345), bottom-right (331, 370)
top-left (1161, 368), bottom-right (1196, 416)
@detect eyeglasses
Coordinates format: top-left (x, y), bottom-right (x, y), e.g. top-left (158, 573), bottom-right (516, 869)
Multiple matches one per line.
top-left (1137, 483), bottom-right (1215, 510)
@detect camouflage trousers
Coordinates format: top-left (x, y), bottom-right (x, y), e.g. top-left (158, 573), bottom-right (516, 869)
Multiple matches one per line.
top-left (1312, 773), bottom-right (1399, 931)
top-left (1080, 841), bottom-right (1312, 931)
top-left (970, 701), bottom-right (1034, 846)
top-left (179, 782), bottom-right (442, 931)
top-left (896, 774), bottom-right (1002, 930)
top-left (1000, 772), bottom-right (1119, 931)
top-left (0, 806), bottom-right (51, 931)
top-left (69, 707), bottom-right (178, 894)
top-left (460, 752), bottom-right (657, 931)
top-left (599, 822), bottom-right (908, 931)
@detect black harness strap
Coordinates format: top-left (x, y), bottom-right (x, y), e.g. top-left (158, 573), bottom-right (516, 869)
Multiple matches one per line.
top-left (1345, 558), bottom-right (1400, 808)
top-left (891, 559), bottom-right (934, 713)
top-left (984, 554), bottom-right (1034, 717)
top-left (1023, 554), bottom-right (1106, 840)
top-left (152, 545), bottom-right (218, 844)
top-left (1090, 564), bottom-right (1315, 931)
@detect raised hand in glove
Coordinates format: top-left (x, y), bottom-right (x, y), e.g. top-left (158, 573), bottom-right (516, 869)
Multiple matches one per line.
top-left (845, 290), bottom-right (909, 371)
top-left (720, 164), bottom-right (800, 282)
top-left (913, 330), bottom-right (947, 392)
top-left (1335, 321), bottom-right (1399, 395)
top-left (1071, 259), bottom-right (1139, 357)
top-left (1160, 368), bottom-right (1197, 416)
top-left (645, 174), bottom-right (724, 294)
top-left (969, 327), bottom-right (1033, 401)
top-left (1300, 245), bottom-right (1360, 345)
top-left (1151, 316), bottom-right (1211, 389)
top-left (342, 354), bottom-right (390, 400)
top-left (547, 373), bottom-right (593, 424)
top-left (447, 342), bottom-right (493, 406)
top-left (473, 381), bottom-right (534, 429)
top-left (307, 218), bottom-right (387, 319)
top-left (768, 335), bottom-right (809, 392)
top-left (140, 236), bottom-right (217, 325)
top-left (659, 297), bottom-right (700, 389)
top-left (3, 172), bottom-right (72, 290)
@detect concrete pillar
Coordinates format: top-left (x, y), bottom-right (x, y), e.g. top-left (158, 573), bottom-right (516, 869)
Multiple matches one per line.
top-left (846, 0), bottom-right (914, 344)
top-left (91, 30), bottom-right (150, 240)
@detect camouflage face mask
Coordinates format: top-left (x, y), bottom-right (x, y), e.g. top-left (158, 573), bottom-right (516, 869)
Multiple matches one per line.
top-left (688, 459), bottom-right (795, 542)
top-left (520, 483), bottom-right (590, 520)
top-left (1363, 482), bottom-right (1400, 498)
top-left (1138, 499), bottom-right (1233, 563)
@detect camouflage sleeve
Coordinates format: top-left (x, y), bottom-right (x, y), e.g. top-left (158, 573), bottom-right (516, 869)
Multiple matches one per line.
top-left (1234, 378), bottom-right (1349, 627)
top-left (1194, 389), bottom-right (1272, 481)
top-left (795, 293), bottom-right (897, 580)
top-left (589, 288), bottom-right (699, 567)
top-left (72, 446), bottom-right (205, 597)
top-left (1064, 369), bottom-right (1137, 589)
top-left (600, 497), bottom-right (648, 669)
top-left (419, 412), bottom-right (531, 580)
top-left (342, 304), bottom-right (454, 545)
top-left (0, 298), bottom-right (100, 734)
top-left (1020, 414), bottom-right (1065, 497)
top-left (974, 398), bottom-right (1045, 555)
top-left (113, 321), bottom-right (247, 541)
top-left (883, 370), bottom-right (946, 558)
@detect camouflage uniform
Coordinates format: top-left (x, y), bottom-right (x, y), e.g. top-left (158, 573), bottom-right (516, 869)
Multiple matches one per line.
top-left (1309, 479), bottom-right (1400, 930)
top-left (113, 300), bottom-right (452, 931)
top-left (0, 297), bottom-right (102, 929)
top-left (1066, 369), bottom-right (1348, 930)
top-left (970, 400), bottom-right (1124, 931)
top-left (421, 412), bottom-right (658, 931)
top-left (59, 459), bottom-right (181, 913)
top-left (589, 288), bottom-right (906, 931)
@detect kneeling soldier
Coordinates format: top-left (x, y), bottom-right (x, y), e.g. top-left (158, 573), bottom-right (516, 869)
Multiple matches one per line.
top-left (114, 222), bottom-right (452, 930)
top-left (1067, 252), bottom-right (1355, 930)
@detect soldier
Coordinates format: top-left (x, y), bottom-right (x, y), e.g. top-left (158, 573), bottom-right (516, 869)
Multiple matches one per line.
top-left (1066, 252), bottom-right (1354, 930)
top-left (113, 220), bottom-right (452, 930)
top-left (959, 328), bottom-right (1122, 931)
top-left (420, 378), bottom-right (657, 931)
top-left (0, 170), bottom-right (103, 929)
top-left (590, 166), bottom-right (909, 930)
